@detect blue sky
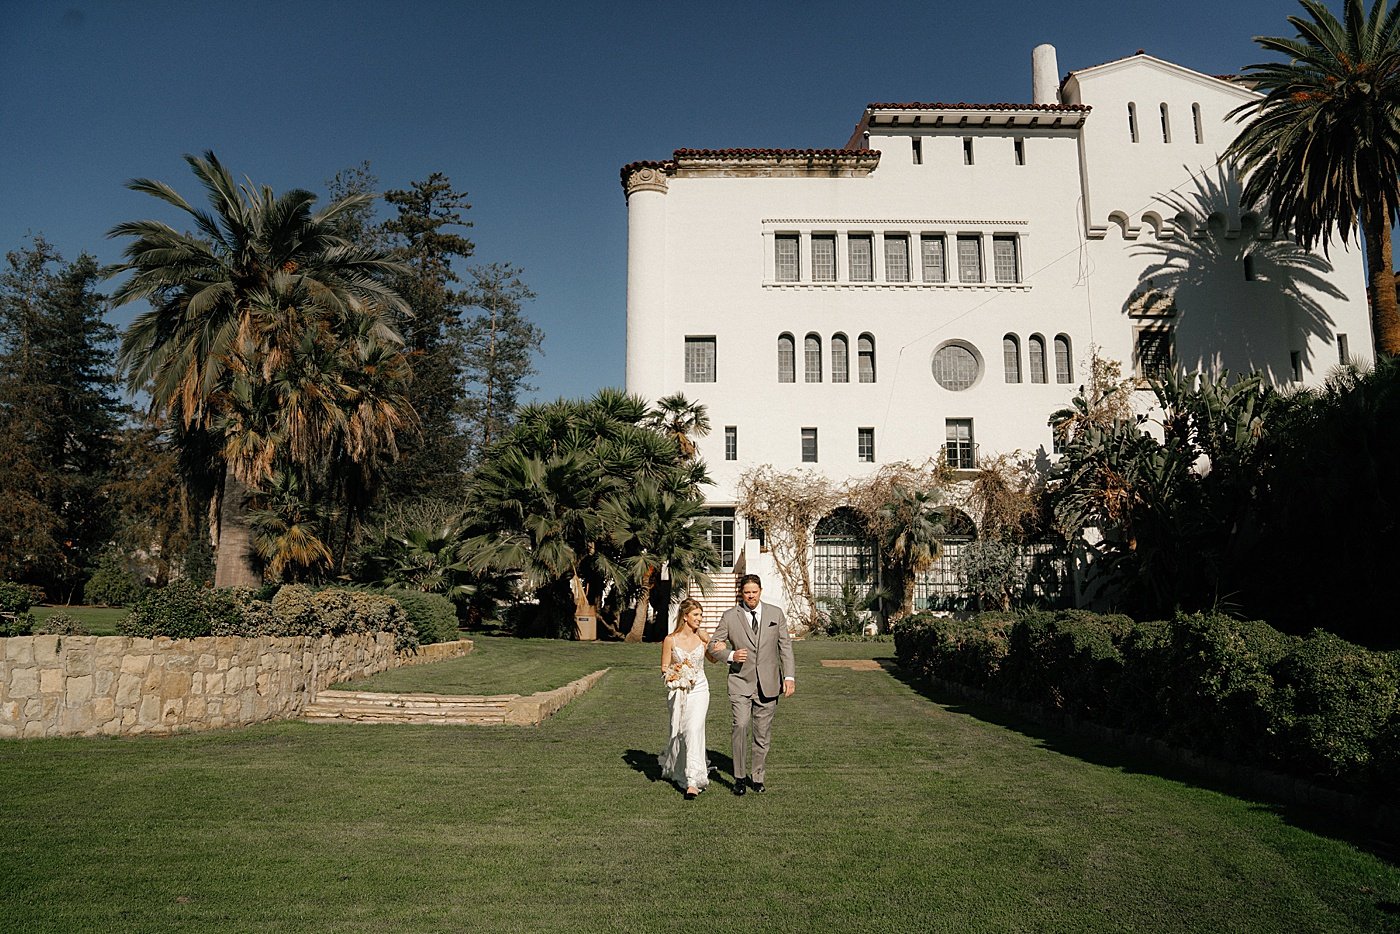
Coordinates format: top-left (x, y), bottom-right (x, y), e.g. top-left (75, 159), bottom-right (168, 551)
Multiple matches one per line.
top-left (1, 0), bottom-right (1308, 402)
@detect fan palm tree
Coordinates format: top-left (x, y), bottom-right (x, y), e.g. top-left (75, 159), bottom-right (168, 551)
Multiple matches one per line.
top-left (108, 151), bottom-right (411, 586)
top-left (1225, 0), bottom-right (1400, 357)
top-left (876, 486), bottom-right (947, 620)
top-left (599, 480), bottom-right (718, 642)
top-left (645, 393), bottom-right (711, 460)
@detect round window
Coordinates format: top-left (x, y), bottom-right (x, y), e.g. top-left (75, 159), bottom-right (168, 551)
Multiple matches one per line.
top-left (931, 342), bottom-right (981, 391)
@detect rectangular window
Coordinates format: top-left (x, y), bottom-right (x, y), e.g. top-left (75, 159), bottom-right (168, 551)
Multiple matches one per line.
top-left (1014, 138), bottom-right (1025, 165)
top-left (724, 425), bottom-right (737, 461)
top-left (1135, 327), bottom-right (1174, 381)
top-left (912, 137), bottom-right (923, 165)
top-left (775, 235), bottom-right (799, 282)
top-left (848, 235), bottom-right (873, 281)
top-left (1290, 351), bottom-right (1303, 383)
top-left (801, 427), bottom-right (818, 463)
top-left (957, 235), bottom-right (983, 283)
top-left (705, 510), bottom-right (736, 568)
top-left (963, 137), bottom-right (974, 165)
top-left (920, 235), bottom-right (946, 283)
top-left (945, 419), bottom-right (975, 470)
top-left (884, 235), bottom-right (910, 282)
top-left (992, 236), bottom-right (1019, 283)
top-left (684, 336), bottom-right (716, 383)
top-left (857, 427), bottom-right (875, 463)
top-left (1052, 423), bottom-right (1067, 456)
top-left (811, 235), bottom-right (836, 282)
top-left (1338, 333), bottom-right (1350, 365)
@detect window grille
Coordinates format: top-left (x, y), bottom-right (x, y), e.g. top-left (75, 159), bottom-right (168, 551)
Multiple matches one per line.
top-left (684, 336), bottom-right (716, 383)
top-left (801, 427), bottom-right (818, 463)
top-left (1003, 335), bottom-right (1021, 383)
top-left (725, 426), bottom-right (737, 461)
top-left (945, 419), bottom-right (975, 469)
top-left (848, 236), bottom-right (873, 281)
top-left (920, 236), bottom-right (946, 283)
top-left (1054, 335), bottom-right (1072, 383)
top-left (812, 235), bottom-right (836, 281)
top-left (884, 236), bottom-right (910, 282)
top-left (857, 427), bottom-right (875, 463)
top-left (858, 334), bottom-right (876, 383)
top-left (1029, 335), bottom-right (1047, 384)
top-left (956, 235), bottom-right (983, 283)
top-left (932, 343), bottom-right (979, 391)
top-left (993, 236), bottom-right (1019, 283)
top-left (705, 511), bottom-right (736, 568)
top-left (778, 333), bottom-right (795, 383)
top-left (1136, 329), bottom-right (1174, 381)
top-left (775, 235), bottom-right (799, 281)
top-left (804, 333), bottom-right (822, 382)
top-left (831, 333), bottom-right (849, 383)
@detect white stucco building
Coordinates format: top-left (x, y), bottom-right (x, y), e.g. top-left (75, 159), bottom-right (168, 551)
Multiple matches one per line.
top-left (620, 46), bottom-right (1372, 620)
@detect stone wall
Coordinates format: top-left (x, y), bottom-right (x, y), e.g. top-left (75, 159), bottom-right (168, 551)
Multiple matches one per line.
top-left (0, 633), bottom-right (473, 739)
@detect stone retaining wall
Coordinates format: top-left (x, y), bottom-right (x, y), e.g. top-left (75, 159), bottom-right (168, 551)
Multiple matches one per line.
top-left (0, 633), bottom-right (473, 739)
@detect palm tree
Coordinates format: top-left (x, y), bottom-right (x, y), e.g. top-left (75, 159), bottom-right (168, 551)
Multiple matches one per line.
top-left (599, 480), bottom-right (718, 642)
top-left (108, 151), bottom-right (411, 587)
top-left (645, 393), bottom-right (711, 460)
top-left (1225, 0), bottom-right (1400, 356)
top-left (875, 486), bottom-right (947, 620)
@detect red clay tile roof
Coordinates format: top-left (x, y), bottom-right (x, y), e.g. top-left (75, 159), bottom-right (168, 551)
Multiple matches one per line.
top-left (865, 101), bottom-right (1089, 111)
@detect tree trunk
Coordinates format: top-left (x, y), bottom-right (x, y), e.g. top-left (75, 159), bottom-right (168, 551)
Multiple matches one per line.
top-left (625, 571), bottom-right (655, 643)
top-left (213, 472), bottom-right (261, 589)
top-left (1363, 209), bottom-right (1400, 358)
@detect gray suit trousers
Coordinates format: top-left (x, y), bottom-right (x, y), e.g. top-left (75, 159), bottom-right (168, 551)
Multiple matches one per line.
top-left (731, 689), bottom-right (778, 783)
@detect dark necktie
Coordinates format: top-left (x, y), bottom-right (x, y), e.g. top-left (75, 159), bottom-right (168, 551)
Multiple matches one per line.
top-left (749, 610), bottom-right (759, 635)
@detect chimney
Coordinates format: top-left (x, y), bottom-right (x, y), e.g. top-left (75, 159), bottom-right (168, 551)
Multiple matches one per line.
top-left (1032, 44), bottom-right (1060, 105)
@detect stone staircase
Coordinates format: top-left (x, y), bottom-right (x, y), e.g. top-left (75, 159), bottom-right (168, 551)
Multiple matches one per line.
top-left (694, 573), bottom-right (742, 636)
top-left (301, 689), bottom-right (519, 725)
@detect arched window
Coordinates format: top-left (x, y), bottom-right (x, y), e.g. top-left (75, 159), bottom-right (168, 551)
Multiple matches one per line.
top-left (1054, 334), bottom-right (1072, 383)
top-left (858, 333), bottom-right (876, 383)
top-left (778, 333), bottom-right (795, 383)
top-left (1128, 102), bottom-right (1139, 143)
top-left (1192, 103), bottom-right (1203, 144)
top-left (831, 333), bottom-right (849, 383)
top-left (804, 333), bottom-right (822, 382)
top-left (1003, 334), bottom-right (1021, 383)
top-left (1160, 103), bottom-right (1172, 143)
top-left (1029, 334), bottom-right (1047, 384)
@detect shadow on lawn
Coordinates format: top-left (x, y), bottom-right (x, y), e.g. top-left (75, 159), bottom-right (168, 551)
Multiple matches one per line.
top-left (878, 659), bottom-right (1400, 867)
top-left (623, 749), bottom-right (739, 792)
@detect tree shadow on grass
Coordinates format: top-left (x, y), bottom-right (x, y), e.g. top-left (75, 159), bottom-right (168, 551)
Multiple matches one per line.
top-left (623, 749), bottom-right (738, 791)
top-left (877, 660), bottom-right (1400, 867)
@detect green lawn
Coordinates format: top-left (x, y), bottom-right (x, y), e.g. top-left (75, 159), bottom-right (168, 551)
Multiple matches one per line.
top-left (330, 635), bottom-right (621, 696)
top-left (2, 637), bottom-right (1397, 933)
top-left (30, 605), bottom-right (129, 635)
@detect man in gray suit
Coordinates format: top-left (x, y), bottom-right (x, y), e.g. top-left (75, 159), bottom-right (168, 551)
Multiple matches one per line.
top-left (706, 574), bottom-right (795, 795)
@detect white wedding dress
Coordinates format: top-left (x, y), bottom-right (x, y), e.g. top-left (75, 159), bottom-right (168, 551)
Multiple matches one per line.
top-left (659, 642), bottom-right (710, 791)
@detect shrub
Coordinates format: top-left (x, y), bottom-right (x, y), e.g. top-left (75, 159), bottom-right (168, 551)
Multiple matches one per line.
top-left (1272, 631), bottom-right (1400, 781)
top-left (225, 585), bottom-right (418, 652)
top-left (1001, 610), bottom-right (1131, 718)
top-left (83, 550), bottom-right (145, 607)
top-left (1, 582), bottom-right (38, 636)
top-left (383, 589), bottom-right (459, 645)
top-left (1159, 613), bottom-right (1293, 759)
top-left (35, 613), bottom-right (90, 636)
top-left (119, 580), bottom-right (242, 639)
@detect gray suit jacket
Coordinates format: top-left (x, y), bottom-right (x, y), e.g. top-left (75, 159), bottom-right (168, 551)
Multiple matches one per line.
top-left (707, 601), bottom-right (795, 699)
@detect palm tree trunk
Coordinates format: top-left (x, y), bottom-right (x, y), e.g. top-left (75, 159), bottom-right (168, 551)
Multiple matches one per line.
top-left (625, 571), bottom-right (655, 643)
top-left (214, 472), bottom-right (262, 589)
top-left (1363, 209), bottom-right (1400, 358)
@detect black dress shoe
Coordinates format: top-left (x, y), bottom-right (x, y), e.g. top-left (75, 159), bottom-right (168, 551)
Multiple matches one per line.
top-left (750, 781), bottom-right (766, 794)
top-left (732, 781), bottom-right (747, 796)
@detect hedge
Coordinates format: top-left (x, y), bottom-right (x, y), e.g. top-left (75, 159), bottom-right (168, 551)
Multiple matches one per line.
top-left (895, 609), bottom-right (1400, 793)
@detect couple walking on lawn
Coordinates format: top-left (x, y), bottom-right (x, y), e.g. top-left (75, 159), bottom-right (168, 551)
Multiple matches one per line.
top-left (658, 574), bottom-right (795, 799)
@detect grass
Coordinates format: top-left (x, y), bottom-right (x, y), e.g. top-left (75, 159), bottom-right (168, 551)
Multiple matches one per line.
top-left (2, 636), bottom-right (1398, 933)
top-left (329, 635), bottom-right (620, 696)
top-left (29, 605), bottom-right (129, 635)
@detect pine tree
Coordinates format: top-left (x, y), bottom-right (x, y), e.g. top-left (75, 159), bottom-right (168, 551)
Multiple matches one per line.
top-left (0, 238), bottom-right (123, 599)
top-left (462, 262), bottom-right (543, 455)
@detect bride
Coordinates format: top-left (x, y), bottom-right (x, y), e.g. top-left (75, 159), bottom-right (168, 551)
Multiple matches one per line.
top-left (659, 598), bottom-right (712, 799)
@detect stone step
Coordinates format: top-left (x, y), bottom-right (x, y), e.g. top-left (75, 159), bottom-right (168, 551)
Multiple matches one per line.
top-left (302, 708), bottom-right (507, 726)
top-left (320, 689), bottom-right (520, 706)
top-left (303, 688), bottom-right (516, 725)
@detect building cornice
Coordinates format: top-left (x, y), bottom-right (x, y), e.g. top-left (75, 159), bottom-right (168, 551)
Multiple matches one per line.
top-left (622, 150), bottom-right (881, 196)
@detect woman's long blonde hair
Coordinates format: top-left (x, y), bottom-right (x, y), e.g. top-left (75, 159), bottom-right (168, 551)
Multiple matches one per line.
top-left (672, 598), bottom-right (704, 635)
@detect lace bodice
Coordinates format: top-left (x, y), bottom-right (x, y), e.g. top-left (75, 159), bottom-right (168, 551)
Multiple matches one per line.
top-left (671, 642), bottom-right (705, 665)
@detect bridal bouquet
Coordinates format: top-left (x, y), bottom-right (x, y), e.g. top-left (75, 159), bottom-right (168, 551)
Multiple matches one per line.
top-left (664, 660), bottom-right (701, 690)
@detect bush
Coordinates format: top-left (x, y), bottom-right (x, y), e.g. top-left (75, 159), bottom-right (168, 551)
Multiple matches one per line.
top-left (119, 580), bottom-right (242, 639)
top-left (382, 589), bottom-right (459, 645)
top-left (1272, 631), bottom-right (1400, 781)
top-left (1, 581), bottom-right (38, 636)
top-left (83, 550), bottom-right (145, 607)
top-left (1159, 613), bottom-right (1293, 758)
top-left (220, 585), bottom-right (418, 652)
top-left (35, 613), bottom-right (90, 636)
top-left (1001, 610), bottom-right (1132, 718)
